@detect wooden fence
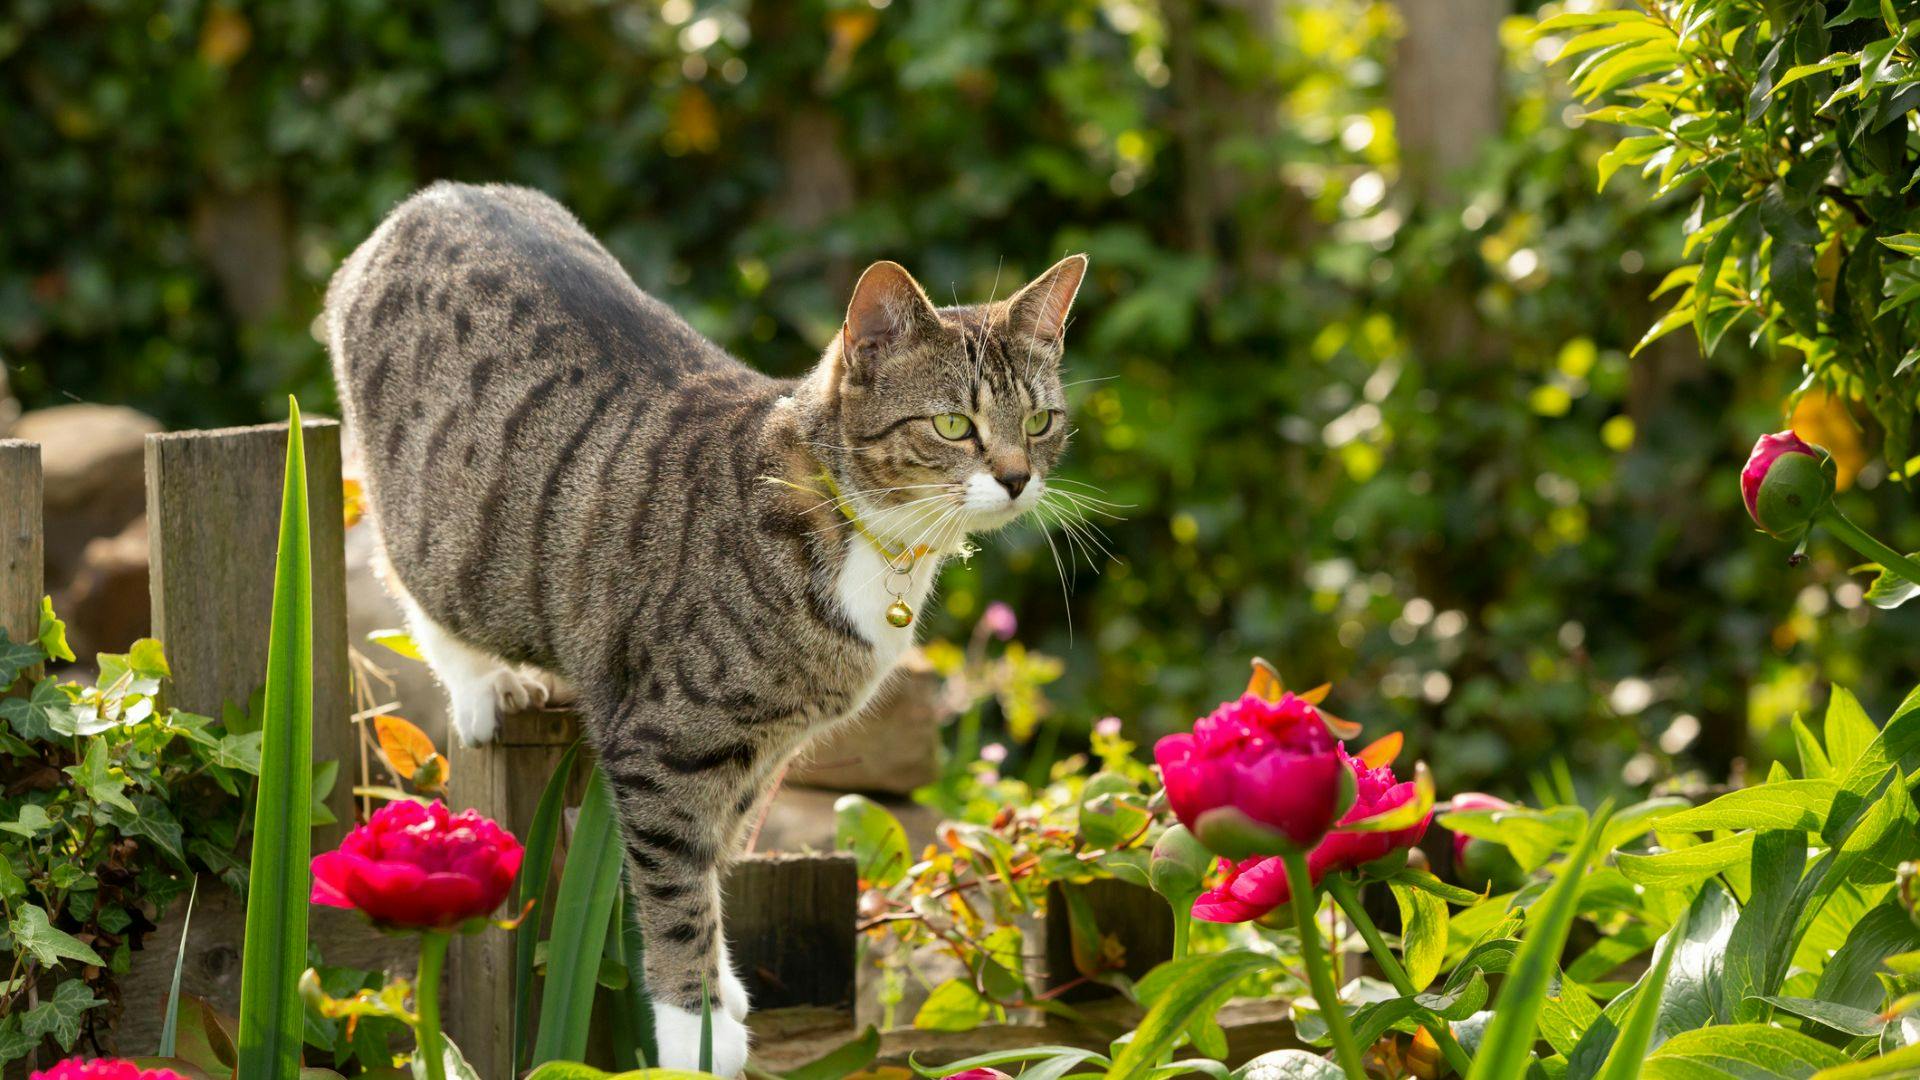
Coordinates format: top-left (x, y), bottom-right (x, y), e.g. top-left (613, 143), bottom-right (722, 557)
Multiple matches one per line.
top-left (0, 421), bottom-right (1211, 1079)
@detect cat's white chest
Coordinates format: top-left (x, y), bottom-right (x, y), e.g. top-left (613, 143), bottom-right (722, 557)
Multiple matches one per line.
top-left (834, 540), bottom-right (939, 682)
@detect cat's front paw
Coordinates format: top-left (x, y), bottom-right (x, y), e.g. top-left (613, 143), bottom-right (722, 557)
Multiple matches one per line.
top-left (652, 999), bottom-right (750, 1077)
top-left (446, 684), bottom-right (499, 746)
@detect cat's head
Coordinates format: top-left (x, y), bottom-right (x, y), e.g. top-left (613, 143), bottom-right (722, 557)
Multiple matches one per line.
top-left (808, 255), bottom-right (1088, 544)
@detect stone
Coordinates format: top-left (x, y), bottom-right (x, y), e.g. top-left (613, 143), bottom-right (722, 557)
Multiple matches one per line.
top-left (787, 649), bottom-right (943, 795)
top-left (56, 515), bottom-right (149, 657)
top-left (12, 404), bottom-right (160, 586)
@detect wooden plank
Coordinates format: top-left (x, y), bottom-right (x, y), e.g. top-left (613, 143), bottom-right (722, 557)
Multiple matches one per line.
top-left (145, 420), bottom-right (354, 848)
top-left (725, 852), bottom-right (858, 1010)
top-left (1044, 878), bottom-right (1174, 1001)
top-left (0, 439), bottom-right (43, 653)
top-left (445, 706), bottom-right (585, 1078)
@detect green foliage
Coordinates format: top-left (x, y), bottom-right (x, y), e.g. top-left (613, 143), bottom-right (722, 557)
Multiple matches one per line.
top-left (0, 624), bottom-right (261, 1067)
top-left (533, 766), bottom-right (627, 1067)
top-left (237, 397), bottom-right (317, 1078)
top-left (1546, 0), bottom-right (1920, 469)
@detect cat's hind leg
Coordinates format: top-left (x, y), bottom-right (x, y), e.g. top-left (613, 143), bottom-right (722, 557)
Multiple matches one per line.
top-left (395, 592), bottom-right (551, 746)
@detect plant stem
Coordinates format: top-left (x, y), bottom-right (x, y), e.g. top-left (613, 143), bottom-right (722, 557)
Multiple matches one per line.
top-left (1282, 850), bottom-right (1367, 1079)
top-left (1171, 904), bottom-right (1191, 962)
top-left (1327, 877), bottom-right (1475, 1079)
top-left (416, 931), bottom-right (450, 1080)
top-left (1820, 507), bottom-right (1920, 587)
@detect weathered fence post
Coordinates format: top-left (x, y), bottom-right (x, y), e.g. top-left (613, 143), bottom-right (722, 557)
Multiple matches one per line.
top-left (1044, 879), bottom-right (1174, 1001)
top-left (446, 708), bottom-right (584, 1078)
top-left (726, 852), bottom-right (859, 1010)
top-left (0, 439), bottom-right (42, 653)
top-left (145, 420), bottom-right (355, 845)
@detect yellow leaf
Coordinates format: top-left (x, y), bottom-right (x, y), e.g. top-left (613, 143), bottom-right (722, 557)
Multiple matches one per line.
top-left (367, 628), bottom-right (423, 661)
top-left (373, 714), bottom-right (448, 792)
top-left (1245, 657), bottom-right (1284, 702)
top-left (1358, 732), bottom-right (1403, 769)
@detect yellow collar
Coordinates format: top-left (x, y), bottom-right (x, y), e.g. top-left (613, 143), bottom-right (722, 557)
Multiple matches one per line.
top-left (765, 470), bottom-right (932, 565)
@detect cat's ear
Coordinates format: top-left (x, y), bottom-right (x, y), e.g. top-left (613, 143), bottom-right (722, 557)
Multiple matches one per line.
top-left (1004, 254), bottom-right (1088, 350)
top-left (843, 261), bottom-right (939, 366)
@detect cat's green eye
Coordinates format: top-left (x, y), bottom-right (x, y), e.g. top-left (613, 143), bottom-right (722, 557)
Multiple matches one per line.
top-left (932, 413), bottom-right (974, 440)
top-left (1024, 411), bottom-right (1054, 437)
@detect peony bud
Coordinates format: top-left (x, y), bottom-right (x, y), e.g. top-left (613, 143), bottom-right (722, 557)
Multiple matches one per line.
top-left (1149, 824), bottom-right (1212, 906)
top-left (1155, 692), bottom-right (1355, 859)
top-left (1741, 431), bottom-right (1833, 540)
top-left (31, 1062), bottom-right (190, 1080)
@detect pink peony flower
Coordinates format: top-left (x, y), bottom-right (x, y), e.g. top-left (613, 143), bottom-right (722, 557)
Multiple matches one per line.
top-left (1741, 431), bottom-right (1830, 538)
top-left (1155, 692), bottom-right (1354, 859)
top-left (980, 601), bottom-right (1018, 641)
top-left (32, 1060), bottom-right (190, 1080)
top-left (945, 1071), bottom-right (1013, 1080)
top-left (1191, 746), bottom-right (1431, 923)
top-left (311, 800), bottom-right (523, 931)
top-left (1447, 792), bottom-right (1514, 864)
top-left (1094, 716), bottom-right (1123, 738)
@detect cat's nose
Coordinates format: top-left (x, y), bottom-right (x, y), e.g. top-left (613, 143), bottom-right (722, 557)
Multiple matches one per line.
top-left (996, 471), bottom-right (1029, 499)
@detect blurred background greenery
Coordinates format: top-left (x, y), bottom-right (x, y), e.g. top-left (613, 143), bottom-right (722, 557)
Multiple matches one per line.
top-left (4, 0), bottom-right (1916, 795)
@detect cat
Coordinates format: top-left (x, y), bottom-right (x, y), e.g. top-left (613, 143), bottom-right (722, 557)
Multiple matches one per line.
top-left (325, 182), bottom-right (1085, 1074)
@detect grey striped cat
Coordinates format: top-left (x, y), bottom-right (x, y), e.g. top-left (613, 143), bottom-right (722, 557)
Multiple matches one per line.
top-left (325, 182), bottom-right (1085, 1074)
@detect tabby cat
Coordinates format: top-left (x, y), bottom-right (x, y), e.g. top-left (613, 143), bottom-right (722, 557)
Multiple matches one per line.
top-left (326, 182), bottom-right (1086, 1074)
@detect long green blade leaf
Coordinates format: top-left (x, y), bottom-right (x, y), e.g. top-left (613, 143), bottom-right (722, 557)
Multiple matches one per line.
top-left (514, 740), bottom-right (581, 1072)
top-left (532, 765), bottom-right (625, 1065)
top-left (1468, 799), bottom-right (1615, 1080)
top-left (618, 867), bottom-right (657, 1068)
top-left (157, 875), bottom-right (200, 1057)
top-left (1594, 899), bottom-right (1690, 1080)
top-left (236, 400), bottom-right (316, 1078)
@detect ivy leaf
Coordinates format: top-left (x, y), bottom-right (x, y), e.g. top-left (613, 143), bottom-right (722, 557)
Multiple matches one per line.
top-left (21, 979), bottom-right (105, 1050)
top-left (1, 679), bottom-right (73, 742)
top-left (36, 596), bottom-right (74, 664)
top-left (0, 803), bottom-right (53, 838)
top-left (66, 738), bottom-right (139, 816)
top-left (0, 630), bottom-right (45, 690)
top-left (0, 1016), bottom-right (34, 1067)
top-left (10, 903), bottom-right (106, 967)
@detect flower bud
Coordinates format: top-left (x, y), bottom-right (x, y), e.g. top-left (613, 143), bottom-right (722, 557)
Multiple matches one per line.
top-left (1741, 431), bottom-right (1833, 540)
top-left (1150, 823), bottom-right (1212, 905)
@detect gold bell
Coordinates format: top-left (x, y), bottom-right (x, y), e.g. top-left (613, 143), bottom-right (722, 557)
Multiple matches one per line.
top-left (885, 599), bottom-right (914, 628)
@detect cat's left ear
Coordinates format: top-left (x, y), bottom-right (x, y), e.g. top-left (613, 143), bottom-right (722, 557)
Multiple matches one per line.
top-left (1004, 254), bottom-right (1089, 350)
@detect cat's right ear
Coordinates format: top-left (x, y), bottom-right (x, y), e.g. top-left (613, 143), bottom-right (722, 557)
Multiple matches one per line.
top-left (842, 261), bottom-right (939, 376)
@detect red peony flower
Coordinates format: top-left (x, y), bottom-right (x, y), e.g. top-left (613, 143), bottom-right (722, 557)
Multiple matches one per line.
top-left (1154, 692), bottom-right (1354, 859)
top-left (944, 1070), bottom-right (1013, 1080)
top-left (31, 1060), bottom-right (190, 1080)
top-left (311, 799), bottom-right (523, 931)
top-left (1741, 430), bottom-right (1831, 538)
top-left (1447, 792), bottom-right (1514, 865)
top-left (1191, 746), bottom-right (1431, 924)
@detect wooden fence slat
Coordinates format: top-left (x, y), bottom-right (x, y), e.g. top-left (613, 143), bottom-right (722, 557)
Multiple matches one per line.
top-left (0, 439), bottom-right (43, 651)
top-left (726, 852), bottom-right (858, 1011)
top-left (145, 420), bottom-right (354, 847)
top-left (1044, 879), bottom-right (1174, 1001)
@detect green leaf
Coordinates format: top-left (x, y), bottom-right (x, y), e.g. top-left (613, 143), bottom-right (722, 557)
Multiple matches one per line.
top-left (1862, 559), bottom-right (1920, 608)
top-left (37, 596), bottom-right (74, 663)
top-left (1641, 1023), bottom-right (1849, 1078)
top-left (1597, 135), bottom-right (1667, 192)
top-left (784, 1026), bottom-right (880, 1080)
top-left (1721, 831), bottom-right (1809, 1023)
top-left (1229, 1050), bottom-right (1347, 1079)
top-left (11, 903), bottom-right (106, 966)
top-left (235, 402), bottom-right (316, 1080)
top-left (1467, 800), bottom-right (1613, 1080)
top-left (158, 877), bottom-right (200, 1058)
top-left (1771, 53), bottom-right (1862, 95)
top-left (834, 793), bottom-right (911, 889)
top-left (914, 979), bottom-right (991, 1032)
top-left (1826, 686), bottom-right (1920, 846)
top-left (21, 979), bottom-right (105, 1050)
top-left (532, 766), bottom-right (626, 1066)
top-left (1824, 687), bottom-right (1878, 774)
top-left (1751, 996), bottom-right (1885, 1037)
top-left (1813, 1042), bottom-right (1920, 1078)
top-left (1569, 885), bottom-right (1737, 1078)
top-left (0, 679), bottom-right (70, 741)
top-left (1694, 206), bottom-right (1751, 356)
top-left (1618, 832), bottom-right (1755, 889)
top-left (0, 801), bottom-right (53, 838)
top-left (1108, 951), bottom-right (1276, 1080)
top-left (1531, 10), bottom-right (1648, 35)
top-left (1811, 897), bottom-right (1920, 1013)
top-left (1391, 879), bottom-right (1447, 991)
top-left (1658, 780), bottom-right (1837, 833)
top-left (0, 629), bottom-right (44, 689)
top-left (514, 740), bottom-right (580, 1073)
top-left (1791, 714), bottom-right (1831, 779)
top-left (1388, 866), bottom-right (1485, 905)
top-left (915, 1046), bottom-right (1108, 1077)
top-left (67, 736), bottom-right (138, 815)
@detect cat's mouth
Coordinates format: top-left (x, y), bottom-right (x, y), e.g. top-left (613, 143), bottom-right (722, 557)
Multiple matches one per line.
top-left (960, 477), bottom-right (1044, 533)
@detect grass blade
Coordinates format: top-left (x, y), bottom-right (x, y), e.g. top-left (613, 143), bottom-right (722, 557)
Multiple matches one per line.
top-left (514, 740), bottom-right (581, 1072)
top-left (617, 866), bottom-right (657, 1068)
top-left (1594, 898), bottom-right (1691, 1080)
top-left (1468, 799), bottom-right (1615, 1080)
top-left (700, 979), bottom-right (714, 1075)
top-left (236, 399), bottom-right (316, 1078)
top-left (531, 765), bottom-right (625, 1066)
top-left (157, 875), bottom-right (200, 1057)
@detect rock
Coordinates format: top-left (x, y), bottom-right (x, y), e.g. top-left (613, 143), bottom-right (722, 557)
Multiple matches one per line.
top-left (787, 649), bottom-right (944, 795)
top-left (56, 515), bottom-right (149, 657)
top-left (0, 365), bottom-right (18, 436)
top-left (12, 404), bottom-right (160, 587)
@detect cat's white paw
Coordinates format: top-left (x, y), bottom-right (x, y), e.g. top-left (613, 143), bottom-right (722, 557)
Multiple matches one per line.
top-left (716, 940), bottom-right (751, 1022)
top-left (652, 999), bottom-right (750, 1077)
top-left (488, 665), bottom-right (549, 713)
top-left (446, 681), bottom-right (500, 747)
top-left (532, 668), bottom-right (576, 706)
